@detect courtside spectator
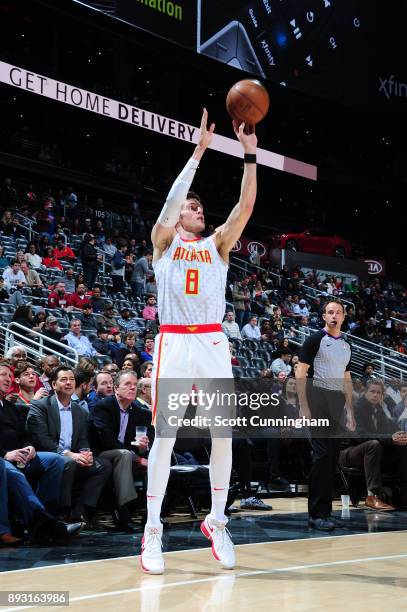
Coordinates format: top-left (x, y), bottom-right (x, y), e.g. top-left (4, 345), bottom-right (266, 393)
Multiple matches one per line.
top-left (72, 369), bottom-right (94, 412)
top-left (91, 371), bottom-right (148, 530)
top-left (395, 383), bottom-right (407, 425)
top-left (14, 363), bottom-right (49, 406)
top-left (0, 361), bottom-right (84, 543)
top-left (38, 355), bottom-right (60, 392)
top-left (27, 365), bottom-right (112, 527)
top-left (0, 458), bottom-right (22, 545)
top-left (88, 371), bottom-right (114, 413)
top-left (353, 380), bottom-right (407, 508)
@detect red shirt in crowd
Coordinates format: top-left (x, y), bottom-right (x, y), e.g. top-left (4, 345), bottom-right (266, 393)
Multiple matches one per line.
top-left (42, 257), bottom-right (63, 270)
top-left (66, 293), bottom-right (91, 309)
top-left (54, 245), bottom-right (75, 260)
top-left (48, 290), bottom-right (68, 308)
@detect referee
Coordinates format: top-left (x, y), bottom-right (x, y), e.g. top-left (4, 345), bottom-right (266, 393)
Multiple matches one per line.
top-left (296, 298), bottom-right (356, 531)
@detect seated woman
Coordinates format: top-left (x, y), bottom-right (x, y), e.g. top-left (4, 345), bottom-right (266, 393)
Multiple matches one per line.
top-left (42, 247), bottom-right (63, 271)
top-left (12, 305), bottom-right (44, 335)
top-left (25, 244), bottom-right (43, 270)
top-left (121, 354), bottom-right (140, 375)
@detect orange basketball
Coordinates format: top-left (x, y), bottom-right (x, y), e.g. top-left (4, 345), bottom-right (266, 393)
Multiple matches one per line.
top-left (226, 79), bottom-right (270, 125)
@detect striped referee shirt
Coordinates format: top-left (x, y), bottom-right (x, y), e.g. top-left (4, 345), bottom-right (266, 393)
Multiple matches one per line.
top-left (298, 330), bottom-right (351, 391)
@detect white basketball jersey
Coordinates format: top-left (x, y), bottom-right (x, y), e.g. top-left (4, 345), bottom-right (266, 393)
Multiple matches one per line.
top-left (153, 234), bottom-right (228, 325)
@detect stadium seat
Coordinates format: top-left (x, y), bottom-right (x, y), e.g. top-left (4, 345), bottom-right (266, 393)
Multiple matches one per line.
top-left (251, 357), bottom-right (268, 370)
top-left (232, 366), bottom-right (244, 378)
top-left (242, 338), bottom-right (258, 349)
top-left (236, 356), bottom-right (249, 368)
top-left (244, 367), bottom-right (259, 378)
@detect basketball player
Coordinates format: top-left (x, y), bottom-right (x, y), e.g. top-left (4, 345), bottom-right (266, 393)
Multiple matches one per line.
top-left (140, 109), bottom-right (257, 574)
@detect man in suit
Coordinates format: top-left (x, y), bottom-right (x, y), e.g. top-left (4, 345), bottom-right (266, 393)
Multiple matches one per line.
top-left (351, 379), bottom-right (407, 508)
top-left (27, 365), bottom-right (112, 525)
top-left (0, 361), bottom-right (83, 543)
top-left (91, 371), bottom-right (149, 531)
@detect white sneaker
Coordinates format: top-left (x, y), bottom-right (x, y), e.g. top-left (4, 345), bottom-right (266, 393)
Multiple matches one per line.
top-left (141, 524), bottom-right (165, 574)
top-left (200, 515), bottom-right (235, 569)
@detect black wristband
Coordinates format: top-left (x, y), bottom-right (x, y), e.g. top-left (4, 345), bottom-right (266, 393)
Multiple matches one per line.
top-left (244, 153), bottom-right (257, 164)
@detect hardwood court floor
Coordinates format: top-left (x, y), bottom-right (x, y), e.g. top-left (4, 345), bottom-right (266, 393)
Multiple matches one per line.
top-left (1, 530), bottom-right (407, 612)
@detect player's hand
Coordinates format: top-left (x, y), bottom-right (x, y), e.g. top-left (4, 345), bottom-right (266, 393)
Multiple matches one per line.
top-left (233, 120), bottom-right (257, 152)
top-left (197, 108), bottom-right (215, 150)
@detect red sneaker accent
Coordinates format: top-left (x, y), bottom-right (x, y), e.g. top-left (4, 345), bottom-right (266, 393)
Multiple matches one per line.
top-left (200, 520), bottom-right (220, 561)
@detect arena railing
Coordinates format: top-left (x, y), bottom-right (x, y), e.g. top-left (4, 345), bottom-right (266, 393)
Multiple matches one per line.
top-left (291, 326), bottom-right (407, 382)
top-left (2, 322), bottom-right (79, 367)
top-left (391, 316), bottom-right (407, 326)
top-left (300, 283), bottom-right (355, 311)
top-left (13, 212), bottom-right (40, 243)
top-left (230, 255), bottom-right (281, 284)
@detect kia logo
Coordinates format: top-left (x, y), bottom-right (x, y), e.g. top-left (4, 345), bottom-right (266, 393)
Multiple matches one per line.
top-left (248, 241), bottom-right (266, 257)
top-left (365, 259), bottom-right (383, 274)
top-left (231, 240), bottom-right (242, 252)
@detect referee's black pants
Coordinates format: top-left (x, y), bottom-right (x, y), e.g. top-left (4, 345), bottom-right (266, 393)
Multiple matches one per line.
top-left (308, 387), bottom-right (346, 519)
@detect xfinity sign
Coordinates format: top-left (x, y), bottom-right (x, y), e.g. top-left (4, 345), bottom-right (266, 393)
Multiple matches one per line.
top-left (378, 75), bottom-right (407, 101)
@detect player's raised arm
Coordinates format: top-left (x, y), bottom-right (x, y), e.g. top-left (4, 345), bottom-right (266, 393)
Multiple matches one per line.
top-left (215, 121), bottom-right (257, 260)
top-left (151, 108), bottom-right (215, 257)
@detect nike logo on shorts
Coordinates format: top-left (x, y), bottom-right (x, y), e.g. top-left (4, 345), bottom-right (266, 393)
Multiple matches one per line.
top-left (213, 341), bottom-right (222, 345)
